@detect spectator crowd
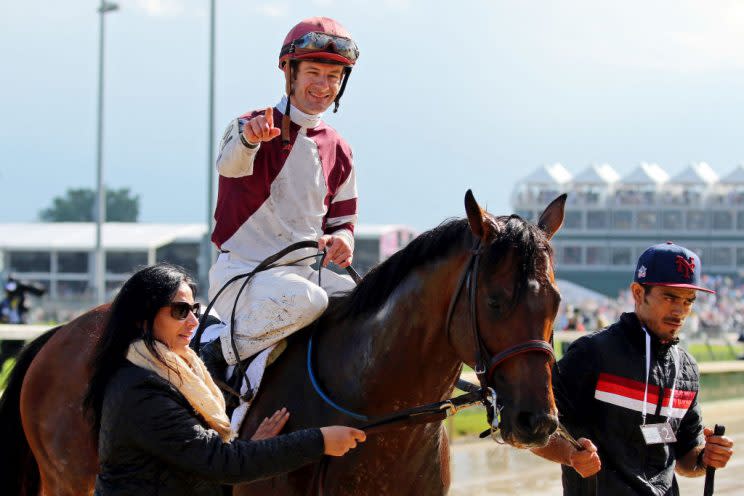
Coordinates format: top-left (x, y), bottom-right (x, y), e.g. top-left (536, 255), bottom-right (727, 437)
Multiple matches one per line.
top-left (558, 274), bottom-right (744, 342)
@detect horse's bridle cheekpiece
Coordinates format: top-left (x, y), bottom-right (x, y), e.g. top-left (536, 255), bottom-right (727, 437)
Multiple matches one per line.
top-left (444, 238), bottom-right (556, 438)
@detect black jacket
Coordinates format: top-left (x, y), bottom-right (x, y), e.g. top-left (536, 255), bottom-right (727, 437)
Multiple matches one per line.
top-left (554, 312), bottom-right (704, 495)
top-left (94, 363), bottom-right (324, 496)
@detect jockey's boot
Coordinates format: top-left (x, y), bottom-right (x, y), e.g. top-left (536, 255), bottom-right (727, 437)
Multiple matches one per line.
top-left (200, 338), bottom-right (228, 382)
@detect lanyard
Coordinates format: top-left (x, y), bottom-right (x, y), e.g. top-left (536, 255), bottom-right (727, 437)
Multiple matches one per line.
top-left (641, 328), bottom-right (679, 425)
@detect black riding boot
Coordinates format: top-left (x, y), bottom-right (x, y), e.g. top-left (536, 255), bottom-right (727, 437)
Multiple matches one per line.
top-left (200, 338), bottom-right (228, 382)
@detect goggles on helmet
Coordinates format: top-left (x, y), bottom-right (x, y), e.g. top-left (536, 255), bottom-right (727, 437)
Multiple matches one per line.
top-left (281, 31), bottom-right (359, 65)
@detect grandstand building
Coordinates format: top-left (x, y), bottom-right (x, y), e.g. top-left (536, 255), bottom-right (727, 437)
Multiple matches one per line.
top-left (512, 162), bottom-right (744, 296)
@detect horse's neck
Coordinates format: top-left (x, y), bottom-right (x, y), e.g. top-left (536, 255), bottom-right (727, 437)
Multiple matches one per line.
top-left (317, 259), bottom-right (465, 412)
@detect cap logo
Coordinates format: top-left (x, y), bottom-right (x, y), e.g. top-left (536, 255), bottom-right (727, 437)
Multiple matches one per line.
top-left (675, 255), bottom-right (695, 280)
top-left (637, 265), bottom-right (647, 279)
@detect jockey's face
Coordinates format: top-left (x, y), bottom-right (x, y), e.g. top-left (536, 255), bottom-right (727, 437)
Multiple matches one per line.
top-left (631, 283), bottom-right (696, 343)
top-left (153, 282), bottom-right (199, 358)
top-left (288, 61), bottom-right (344, 115)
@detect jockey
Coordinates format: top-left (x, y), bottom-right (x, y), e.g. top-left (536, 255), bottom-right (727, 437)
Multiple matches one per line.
top-left (201, 17), bottom-right (360, 378)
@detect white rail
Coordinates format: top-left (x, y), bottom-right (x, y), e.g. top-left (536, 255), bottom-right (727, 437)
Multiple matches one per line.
top-left (0, 324), bottom-right (54, 340)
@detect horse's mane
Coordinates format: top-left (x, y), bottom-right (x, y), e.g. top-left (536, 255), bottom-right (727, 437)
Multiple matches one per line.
top-left (323, 214), bottom-right (552, 323)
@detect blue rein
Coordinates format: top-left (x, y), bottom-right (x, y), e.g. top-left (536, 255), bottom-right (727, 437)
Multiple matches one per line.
top-left (306, 333), bottom-right (370, 422)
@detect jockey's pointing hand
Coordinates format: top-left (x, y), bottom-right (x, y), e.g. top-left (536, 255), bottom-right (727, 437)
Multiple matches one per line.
top-left (243, 107), bottom-right (281, 145)
top-left (318, 235), bottom-right (353, 268)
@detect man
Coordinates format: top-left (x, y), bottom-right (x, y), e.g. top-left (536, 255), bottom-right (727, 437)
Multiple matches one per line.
top-left (533, 242), bottom-right (734, 495)
top-left (0, 276), bottom-right (45, 365)
top-left (201, 17), bottom-right (360, 377)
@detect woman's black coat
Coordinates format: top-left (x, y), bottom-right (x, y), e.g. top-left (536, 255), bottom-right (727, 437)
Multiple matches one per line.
top-left (94, 363), bottom-right (324, 496)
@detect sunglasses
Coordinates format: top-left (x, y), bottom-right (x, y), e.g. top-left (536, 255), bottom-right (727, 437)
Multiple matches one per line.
top-left (282, 32), bottom-right (359, 63)
top-left (169, 302), bottom-right (200, 320)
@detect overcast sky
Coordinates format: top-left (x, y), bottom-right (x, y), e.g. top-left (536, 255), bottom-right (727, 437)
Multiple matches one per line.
top-left (2, 0), bottom-right (744, 230)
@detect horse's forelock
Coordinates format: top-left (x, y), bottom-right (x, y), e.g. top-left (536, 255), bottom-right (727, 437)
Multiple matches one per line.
top-left (484, 215), bottom-right (553, 302)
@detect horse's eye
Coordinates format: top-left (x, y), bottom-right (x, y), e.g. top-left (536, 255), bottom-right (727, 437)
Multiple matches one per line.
top-left (488, 297), bottom-right (503, 314)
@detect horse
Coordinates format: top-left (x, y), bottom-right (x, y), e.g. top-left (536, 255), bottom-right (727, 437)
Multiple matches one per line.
top-left (0, 190), bottom-right (565, 496)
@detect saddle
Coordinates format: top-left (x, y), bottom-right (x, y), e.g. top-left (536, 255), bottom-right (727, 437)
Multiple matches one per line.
top-left (193, 241), bottom-right (362, 427)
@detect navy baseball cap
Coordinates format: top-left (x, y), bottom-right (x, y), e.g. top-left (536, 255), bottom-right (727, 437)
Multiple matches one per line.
top-left (634, 242), bottom-right (715, 294)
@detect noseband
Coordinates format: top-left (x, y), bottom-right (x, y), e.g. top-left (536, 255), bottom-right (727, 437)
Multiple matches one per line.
top-left (444, 238), bottom-right (555, 429)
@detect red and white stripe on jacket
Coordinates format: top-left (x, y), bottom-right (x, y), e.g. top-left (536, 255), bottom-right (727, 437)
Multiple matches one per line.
top-left (594, 372), bottom-right (695, 419)
top-left (212, 97), bottom-right (357, 265)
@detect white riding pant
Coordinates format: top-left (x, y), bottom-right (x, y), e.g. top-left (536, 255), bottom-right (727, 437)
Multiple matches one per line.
top-left (208, 252), bottom-right (355, 365)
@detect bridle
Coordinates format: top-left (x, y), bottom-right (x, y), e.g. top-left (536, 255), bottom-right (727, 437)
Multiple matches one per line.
top-left (305, 236), bottom-right (557, 432)
top-left (444, 237), bottom-right (556, 433)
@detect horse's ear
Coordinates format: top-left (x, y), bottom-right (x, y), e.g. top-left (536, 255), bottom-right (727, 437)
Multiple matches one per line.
top-left (464, 189), bottom-right (485, 238)
top-left (537, 193), bottom-right (567, 240)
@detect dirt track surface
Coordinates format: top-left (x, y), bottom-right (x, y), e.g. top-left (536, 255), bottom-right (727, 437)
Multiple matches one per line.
top-left (450, 398), bottom-right (744, 495)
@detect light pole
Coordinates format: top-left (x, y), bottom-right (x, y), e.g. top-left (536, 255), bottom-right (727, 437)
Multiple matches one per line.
top-left (199, 0), bottom-right (217, 294)
top-left (94, 0), bottom-right (119, 305)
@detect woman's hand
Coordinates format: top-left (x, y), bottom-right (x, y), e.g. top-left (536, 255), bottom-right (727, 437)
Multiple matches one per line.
top-left (320, 426), bottom-right (366, 456)
top-left (251, 408), bottom-right (290, 441)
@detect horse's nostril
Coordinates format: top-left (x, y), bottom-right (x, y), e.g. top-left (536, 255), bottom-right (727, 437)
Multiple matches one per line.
top-left (517, 411), bottom-right (558, 436)
top-left (543, 414), bottom-right (559, 435)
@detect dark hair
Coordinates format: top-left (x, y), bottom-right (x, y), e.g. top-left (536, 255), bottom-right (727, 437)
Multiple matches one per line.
top-left (640, 283), bottom-right (654, 299)
top-left (83, 263), bottom-right (196, 439)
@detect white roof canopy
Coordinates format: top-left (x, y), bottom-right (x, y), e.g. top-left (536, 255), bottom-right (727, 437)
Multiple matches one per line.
top-left (572, 163), bottom-right (620, 185)
top-left (721, 164), bottom-right (744, 185)
top-left (619, 162), bottom-right (669, 185)
top-left (556, 278), bottom-right (610, 306)
top-left (521, 163), bottom-right (572, 185)
top-left (670, 162), bottom-right (718, 185)
top-left (0, 223), bottom-right (208, 251)
top-left (354, 225), bottom-right (417, 238)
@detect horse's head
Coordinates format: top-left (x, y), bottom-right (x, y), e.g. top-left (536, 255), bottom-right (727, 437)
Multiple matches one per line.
top-left (449, 190), bottom-right (566, 448)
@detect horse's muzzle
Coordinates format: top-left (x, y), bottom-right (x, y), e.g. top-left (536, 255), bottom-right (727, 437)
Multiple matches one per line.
top-left (503, 411), bottom-right (558, 448)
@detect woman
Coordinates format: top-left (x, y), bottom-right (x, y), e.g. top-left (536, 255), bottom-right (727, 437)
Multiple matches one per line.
top-left (83, 263), bottom-right (364, 496)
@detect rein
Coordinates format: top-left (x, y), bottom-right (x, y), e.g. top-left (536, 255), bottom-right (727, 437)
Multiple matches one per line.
top-left (307, 237), bottom-right (557, 436)
top-left (307, 336), bottom-right (485, 430)
top-left (191, 241), bottom-right (361, 401)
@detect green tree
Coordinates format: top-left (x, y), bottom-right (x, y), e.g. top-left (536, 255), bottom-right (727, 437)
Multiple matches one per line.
top-left (39, 187), bottom-right (140, 222)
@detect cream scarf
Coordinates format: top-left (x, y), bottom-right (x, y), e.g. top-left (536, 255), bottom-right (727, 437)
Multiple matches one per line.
top-left (126, 339), bottom-right (235, 441)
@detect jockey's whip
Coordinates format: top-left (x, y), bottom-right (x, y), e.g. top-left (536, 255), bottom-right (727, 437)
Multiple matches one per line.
top-left (703, 424), bottom-right (725, 496)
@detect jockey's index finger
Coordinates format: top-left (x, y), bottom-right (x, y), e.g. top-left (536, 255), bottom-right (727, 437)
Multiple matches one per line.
top-left (265, 107), bottom-right (274, 129)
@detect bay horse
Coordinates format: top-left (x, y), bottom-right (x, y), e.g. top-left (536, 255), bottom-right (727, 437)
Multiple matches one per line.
top-left (0, 191), bottom-right (565, 495)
